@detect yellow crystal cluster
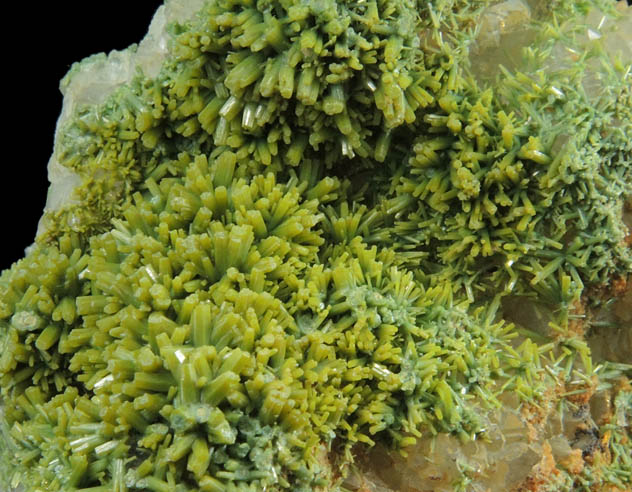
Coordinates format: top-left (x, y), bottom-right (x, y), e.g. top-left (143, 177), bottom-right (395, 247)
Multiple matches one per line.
top-left (1, 1), bottom-right (631, 491)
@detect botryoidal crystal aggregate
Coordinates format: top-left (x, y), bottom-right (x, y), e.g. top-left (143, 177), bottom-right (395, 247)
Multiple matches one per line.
top-left (1, 0), bottom-right (631, 491)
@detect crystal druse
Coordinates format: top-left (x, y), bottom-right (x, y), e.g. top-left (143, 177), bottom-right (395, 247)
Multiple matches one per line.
top-left (1, 0), bottom-right (631, 491)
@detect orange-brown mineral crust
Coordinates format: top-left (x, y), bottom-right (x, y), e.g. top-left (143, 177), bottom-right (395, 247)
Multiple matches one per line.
top-left (514, 442), bottom-right (560, 492)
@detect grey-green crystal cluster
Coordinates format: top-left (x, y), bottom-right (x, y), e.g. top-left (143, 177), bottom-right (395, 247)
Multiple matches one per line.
top-left (1, 1), bottom-right (631, 491)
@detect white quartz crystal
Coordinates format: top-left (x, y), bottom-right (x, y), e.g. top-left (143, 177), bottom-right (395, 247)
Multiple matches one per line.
top-left (37, 0), bottom-right (206, 239)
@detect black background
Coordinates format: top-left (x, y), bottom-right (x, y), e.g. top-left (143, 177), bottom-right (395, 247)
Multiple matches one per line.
top-left (4, 2), bottom-right (163, 271)
top-left (2, 1), bottom-right (631, 272)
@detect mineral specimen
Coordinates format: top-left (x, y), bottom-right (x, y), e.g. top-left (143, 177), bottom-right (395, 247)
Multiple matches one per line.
top-left (1, 1), bottom-right (631, 491)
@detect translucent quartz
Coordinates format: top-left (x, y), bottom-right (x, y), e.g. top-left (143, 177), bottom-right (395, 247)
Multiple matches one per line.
top-left (36, 0), bottom-right (207, 239)
top-left (469, 0), bottom-right (534, 82)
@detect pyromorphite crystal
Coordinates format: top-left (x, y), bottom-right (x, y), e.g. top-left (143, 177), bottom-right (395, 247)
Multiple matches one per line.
top-left (1, 1), bottom-right (631, 491)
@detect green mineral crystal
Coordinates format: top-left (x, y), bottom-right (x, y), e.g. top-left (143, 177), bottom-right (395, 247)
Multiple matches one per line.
top-left (1, 1), bottom-right (631, 491)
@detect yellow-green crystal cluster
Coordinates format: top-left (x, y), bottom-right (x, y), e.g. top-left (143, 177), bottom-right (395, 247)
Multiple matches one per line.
top-left (1, 1), bottom-right (631, 491)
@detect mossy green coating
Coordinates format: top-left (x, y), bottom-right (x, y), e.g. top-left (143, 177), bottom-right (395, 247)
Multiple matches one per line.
top-left (1, 0), bottom-right (631, 491)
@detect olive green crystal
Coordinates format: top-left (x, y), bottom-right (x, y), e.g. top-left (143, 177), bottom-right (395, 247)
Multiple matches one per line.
top-left (1, 1), bottom-right (631, 491)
